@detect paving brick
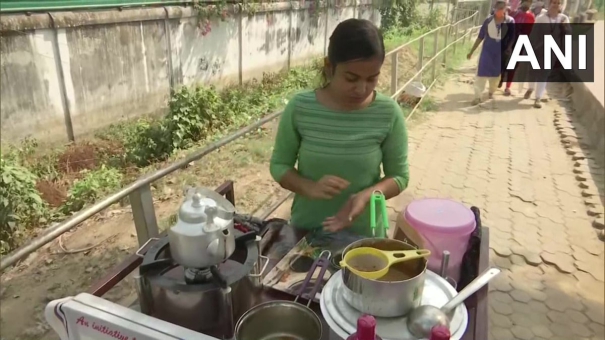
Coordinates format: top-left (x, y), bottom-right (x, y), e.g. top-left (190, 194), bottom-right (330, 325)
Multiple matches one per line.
top-left (491, 274), bottom-right (514, 293)
top-left (547, 310), bottom-right (569, 324)
top-left (584, 302), bottom-right (605, 325)
top-left (549, 323), bottom-right (577, 337)
top-left (491, 253), bottom-right (514, 270)
top-left (490, 299), bottom-right (514, 315)
top-left (491, 291), bottom-right (514, 304)
top-left (544, 288), bottom-right (585, 312)
top-left (571, 322), bottom-right (594, 337)
top-left (531, 324), bottom-right (553, 339)
top-left (589, 322), bottom-right (605, 337)
top-left (491, 240), bottom-right (514, 257)
top-left (540, 251), bottom-right (576, 273)
top-left (491, 312), bottom-right (513, 328)
top-left (566, 309), bottom-right (591, 324)
top-left (509, 244), bottom-right (542, 266)
top-left (574, 271), bottom-right (605, 303)
top-left (510, 289), bottom-right (532, 303)
top-left (510, 325), bottom-right (533, 340)
top-left (491, 326), bottom-right (516, 340)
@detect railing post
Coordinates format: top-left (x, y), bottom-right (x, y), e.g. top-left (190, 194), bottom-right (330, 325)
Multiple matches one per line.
top-left (417, 37), bottom-right (424, 82)
top-left (390, 51), bottom-right (398, 95)
top-left (432, 28), bottom-right (439, 82)
top-left (463, 23), bottom-right (469, 46)
top-left (130, 184), bottom-right (159, 246)
top-left (443, 25), bottom-right (449, 65)
top-left (453, 23), bottom-right (459, 55)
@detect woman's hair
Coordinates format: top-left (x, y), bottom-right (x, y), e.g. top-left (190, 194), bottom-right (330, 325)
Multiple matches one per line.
top-left (321, 19), bottom-right (385, 86)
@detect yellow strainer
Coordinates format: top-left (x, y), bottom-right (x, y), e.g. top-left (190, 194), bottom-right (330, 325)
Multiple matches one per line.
top-left (340, 247), bottom-right (431, 280)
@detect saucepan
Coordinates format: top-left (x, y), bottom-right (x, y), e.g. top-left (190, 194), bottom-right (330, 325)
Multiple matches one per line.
top-left (341, 238), bottom-right (427, 317)
top-left (234, 250), bottom-right (331, 340)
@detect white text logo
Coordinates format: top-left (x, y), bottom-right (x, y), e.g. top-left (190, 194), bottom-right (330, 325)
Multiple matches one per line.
top-left (506, 35), bottom-right (587, 70)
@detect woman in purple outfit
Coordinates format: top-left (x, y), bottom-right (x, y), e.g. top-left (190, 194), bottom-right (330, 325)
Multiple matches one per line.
top-left (467, 0), bottom-right (516, 105)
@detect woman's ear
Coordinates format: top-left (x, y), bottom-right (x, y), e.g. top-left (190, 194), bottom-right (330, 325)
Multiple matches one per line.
top-left (323, 57), bottom-right (333, 80)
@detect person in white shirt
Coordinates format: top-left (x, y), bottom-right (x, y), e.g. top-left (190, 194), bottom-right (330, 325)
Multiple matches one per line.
top-left (524, 0), bottom-right (570, 108)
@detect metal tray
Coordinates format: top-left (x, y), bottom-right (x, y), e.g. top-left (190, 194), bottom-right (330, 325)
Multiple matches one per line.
top-left (320, 270), bottom-right (468, 340)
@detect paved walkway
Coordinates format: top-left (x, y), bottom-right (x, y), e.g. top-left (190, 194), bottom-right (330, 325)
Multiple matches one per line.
top-left (386, 65), bottom-right (605, 340)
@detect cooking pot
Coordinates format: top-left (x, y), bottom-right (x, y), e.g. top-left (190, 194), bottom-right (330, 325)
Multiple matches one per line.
top-left (341, 238), bottom-right (427, 317)
top-left (234, 250), bottom-right (331, 340)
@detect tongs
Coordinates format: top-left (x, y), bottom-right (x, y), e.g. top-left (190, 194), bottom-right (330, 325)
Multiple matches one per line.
top-left (370, 190), bottom-right (389, 238)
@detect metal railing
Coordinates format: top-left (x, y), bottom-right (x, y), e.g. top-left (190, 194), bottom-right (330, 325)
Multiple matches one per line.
top-left (0, 11), bottom-right (481, 272)
top-left (0, 0), bottom-right (189, 13)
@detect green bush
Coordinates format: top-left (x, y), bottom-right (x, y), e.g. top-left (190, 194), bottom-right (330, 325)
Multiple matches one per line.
top-left (0, 157), bottom-right (49, 254)
top-left (61, 165), bottom-right (123, 214)
top-left (108, 67), bottom-right (318, 167)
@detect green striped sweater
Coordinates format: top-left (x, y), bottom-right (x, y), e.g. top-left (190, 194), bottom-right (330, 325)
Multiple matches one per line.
top-left (269, 90), bottom-right (409, 237)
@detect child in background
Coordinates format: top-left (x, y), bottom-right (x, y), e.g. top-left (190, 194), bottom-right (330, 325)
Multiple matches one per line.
top-left (502, 0), bottom-right (536, 95)
top-left (467, 0), bottom-right (516, 105)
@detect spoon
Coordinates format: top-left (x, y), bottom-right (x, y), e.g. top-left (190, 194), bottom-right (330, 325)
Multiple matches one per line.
top-left (340, 247), bottom-right (431, 280)
top-left (407, 267), bottom-right (501, 338)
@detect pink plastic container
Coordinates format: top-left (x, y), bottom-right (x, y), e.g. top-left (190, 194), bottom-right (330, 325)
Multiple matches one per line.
top-left (400, 198), bottom-right (476, 283)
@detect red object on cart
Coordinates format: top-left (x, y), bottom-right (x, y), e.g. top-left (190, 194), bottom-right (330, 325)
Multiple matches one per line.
top-left (430, 325), bottom-right (451, 340)
top-left (346, 315), bottom-right (382, 340)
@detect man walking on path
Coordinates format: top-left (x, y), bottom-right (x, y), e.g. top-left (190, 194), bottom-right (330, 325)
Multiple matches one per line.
top-left (467, 0), bottom-right (516, 105)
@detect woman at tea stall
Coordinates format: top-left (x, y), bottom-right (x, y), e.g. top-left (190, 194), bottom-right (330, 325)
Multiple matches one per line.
top-left (269, 18), bottom-right (410, 237)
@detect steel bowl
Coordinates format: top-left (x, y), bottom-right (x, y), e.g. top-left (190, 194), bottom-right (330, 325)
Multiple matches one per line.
top-left (234, 300), bottom-right (322, 340)
top-left (341, 238), bottom-right (427, 317)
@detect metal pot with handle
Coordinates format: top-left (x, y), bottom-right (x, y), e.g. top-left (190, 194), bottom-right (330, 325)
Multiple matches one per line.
top-left (234, 250), bottom-right (332, 340)
top-left (341, 238), bottom-right (427, 317)
top-left (340, 191), bottom-right (427, 317)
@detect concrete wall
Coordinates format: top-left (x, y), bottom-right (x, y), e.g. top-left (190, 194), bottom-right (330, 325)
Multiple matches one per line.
top-left (0, 2), bottom-right (379, 144)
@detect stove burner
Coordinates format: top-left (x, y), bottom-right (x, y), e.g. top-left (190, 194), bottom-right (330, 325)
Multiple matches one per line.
top-left (184, 268), bottom-right (212, 284)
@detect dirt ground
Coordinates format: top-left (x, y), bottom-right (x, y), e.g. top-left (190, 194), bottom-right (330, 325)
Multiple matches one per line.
top-left (0, 43), bottom-right (434, 339)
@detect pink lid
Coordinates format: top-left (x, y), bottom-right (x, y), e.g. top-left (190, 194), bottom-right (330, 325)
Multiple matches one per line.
top-left (404, 198), bottom-right (475, 235)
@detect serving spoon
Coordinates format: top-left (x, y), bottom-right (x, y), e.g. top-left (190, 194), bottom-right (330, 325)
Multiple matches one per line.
top-left (407, 267), bottom-right (501, 338)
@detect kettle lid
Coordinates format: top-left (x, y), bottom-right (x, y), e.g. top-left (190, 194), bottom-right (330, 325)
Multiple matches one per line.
top-left (179, 192), bottom-right (208, 224)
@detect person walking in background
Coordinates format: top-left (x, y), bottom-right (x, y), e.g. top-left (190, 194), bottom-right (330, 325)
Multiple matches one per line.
top-left (467, 0), bottom-right (515, 106)
top-left (501, 0), bottom-right (536, 95)
top-left (524, 0), bottom-right (570, 108)
top-left (532, 0), bottom-right (548, 16)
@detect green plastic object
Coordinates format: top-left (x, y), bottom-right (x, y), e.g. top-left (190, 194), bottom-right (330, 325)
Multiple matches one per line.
top-left (369, 191), bottom-right (389, 238)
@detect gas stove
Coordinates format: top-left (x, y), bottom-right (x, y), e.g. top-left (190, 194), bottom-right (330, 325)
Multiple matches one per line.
top-left (45, 229), bottom-right (263, 340)
top-left (135, 231), bottom-right (263, 338)
top-left (44, 186), bottom-right (277, 340)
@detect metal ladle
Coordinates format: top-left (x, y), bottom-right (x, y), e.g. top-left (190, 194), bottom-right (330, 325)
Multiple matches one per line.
top-left (407, 267), bottom-right (501, 338)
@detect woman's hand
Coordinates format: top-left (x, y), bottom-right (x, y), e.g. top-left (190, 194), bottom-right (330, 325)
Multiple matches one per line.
top-left (322, 191), bottom-right (371, 233)
top-left (304, 175), bottom-right (350, 200)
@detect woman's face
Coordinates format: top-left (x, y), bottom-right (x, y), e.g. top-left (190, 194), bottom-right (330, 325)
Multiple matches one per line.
top-left (326, 57), bottom-right (383, 105)
top-left (494, 4), bottom-right (507, 18)
top-left (549, 0), bottom-right (562, 11)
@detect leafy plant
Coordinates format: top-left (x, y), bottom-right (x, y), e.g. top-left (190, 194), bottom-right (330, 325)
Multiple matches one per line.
top-left (0, 157), bottom-right (49, 254)
top-left (61, 166), bottom-right (123, 214)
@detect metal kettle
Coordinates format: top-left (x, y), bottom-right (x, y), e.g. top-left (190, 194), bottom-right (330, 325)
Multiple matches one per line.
top-left (168, 187), bottom-right (236, 269)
